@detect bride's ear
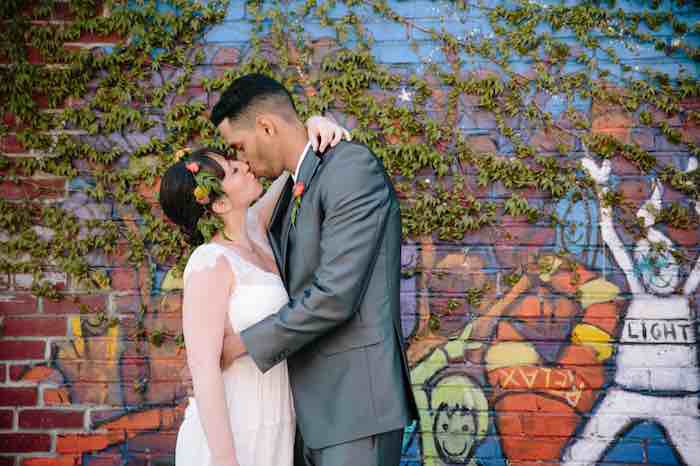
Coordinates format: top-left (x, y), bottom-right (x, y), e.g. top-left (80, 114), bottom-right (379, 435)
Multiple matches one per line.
top-left (211, 196), bottom-right (229, 215)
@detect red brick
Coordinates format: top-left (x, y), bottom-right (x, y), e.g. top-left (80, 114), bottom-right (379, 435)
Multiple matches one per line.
top-left (0, 433), bottom-right (51, 453)
top-left (103, 241), bottom-right (132, 267)
top-left (113, 294), bottom-right (148, 315)
top-left (611, 155), bottom-right (644, 176)
top-left (33, 0), bottom-right (95, 21)
top-left (0, 158), bottom-right (33, 178)
top-left (0, 178), bottom-right (66, 200)
top-left (41, 295), bottom-right (106, 315)
top-left (110, 268), bottom-right (139, 291)
top-left (64, 455), bottom-right (123, 466)
top-left (19, 409), bottom-right (84, 429)
top-left (21, 456), bottom-right (80, 466)
top-left (0, 134), bottom-right (24, 153)
top-left (2, 112), bottom-right (17, 129)
top-left (10, 365), bottom-right (63, 384)
top-left (0, 388), bottom-right (37, 406)
top-left (0, 341), bottom-right (45, 360)
top-left (43, 388), bottom-right (71, 406)
top-left (0, 295), bottom-right (38, 315)
top-left (0, 410), bottom-right (13, 429)
top-left (14, 272), bottom-right (66, 293)
top-left (126, 431), bottom-right (177, 453)
top-left (0, 457), bottom-right (12, 466)
top-left (30, 93), bottom-right (51, 109)
top-left (631, 129), bottom-right (655, 150)
top-left (88, 409), bottom-right (124, 427)
top-left (76, 31), bottom-right (123, 43)
top-left (56, 432), bottom-right (125, 454)
top-left (531, 129), bottom-right (574, 153)
top-left (101, 409), bottom-right (161, 431)
top-left (25, 47), bottom-right (45, 65)
top-left (2, 317), bottom-right (66, 337)
top-left (617, 178), bottom-right (653, 201)
top-left (0, 365), bottom-right (5, 382)
top-left (9, 365), bottom-right (29, 381)
top-left (65, 382), bottom-right (121, 406)
top-left (212, 47), bottom-right (240, 65)
top-left (467, 135), bottom-right (497, 153)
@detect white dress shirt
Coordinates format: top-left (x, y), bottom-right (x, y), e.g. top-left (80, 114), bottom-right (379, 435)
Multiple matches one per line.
top-left (292, 141), bottom-right (313, 182)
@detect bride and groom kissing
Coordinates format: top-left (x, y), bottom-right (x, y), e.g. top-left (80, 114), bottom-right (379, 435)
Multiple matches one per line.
top-left (159, 73), bottom-right (418, 466)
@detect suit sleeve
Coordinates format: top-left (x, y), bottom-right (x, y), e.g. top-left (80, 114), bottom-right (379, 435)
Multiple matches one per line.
top-left (241, 146), bottom-right (390, 373)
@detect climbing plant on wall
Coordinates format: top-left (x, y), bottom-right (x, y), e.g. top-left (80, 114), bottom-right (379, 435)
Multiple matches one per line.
top-left (1, 0), bottom-right (699, 343)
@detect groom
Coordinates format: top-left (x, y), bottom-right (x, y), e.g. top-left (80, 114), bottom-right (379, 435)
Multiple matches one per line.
top-left (211, 73), bottom-right (417, 466)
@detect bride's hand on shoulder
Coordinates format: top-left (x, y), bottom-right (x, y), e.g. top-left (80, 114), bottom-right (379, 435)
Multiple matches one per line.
top-left (306, 114), bottom-right (351, 153)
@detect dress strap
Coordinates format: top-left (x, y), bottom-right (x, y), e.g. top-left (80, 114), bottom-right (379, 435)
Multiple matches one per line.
top-left (184, 243), bottom-right (251, 284)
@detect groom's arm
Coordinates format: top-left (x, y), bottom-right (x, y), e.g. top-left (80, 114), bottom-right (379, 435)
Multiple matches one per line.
top-left (240, 145), bottom-right (391, 373)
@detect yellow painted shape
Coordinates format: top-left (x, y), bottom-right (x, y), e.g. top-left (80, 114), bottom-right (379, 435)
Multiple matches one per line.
top-left (161, 267), bottom-right (184, 291)
top-left (577, 278), bottom-right (620, 308)
top-left (485, 341), bottom-right (540, 371)
top-left (106, 323), bottom-right (120, 360)
top-left (538, 256), bottom-right (562, 282)
top-left (411, 348), bottom-right (448, 385)
top-left (571, 323), bottom-right (613, 361)
top-left (444, 323), bottom-right (483, 358)
top-left (69, 315), bottom-right (84, 357)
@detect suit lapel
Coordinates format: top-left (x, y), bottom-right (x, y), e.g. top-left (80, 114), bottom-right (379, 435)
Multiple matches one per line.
top-left (279, 146), bottom-right (322, 281)
top-left (267, 176), bottom-right (293, 283)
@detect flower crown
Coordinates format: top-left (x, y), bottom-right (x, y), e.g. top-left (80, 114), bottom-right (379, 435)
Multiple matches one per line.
top-left (177, 148), bottom-right (224, 205)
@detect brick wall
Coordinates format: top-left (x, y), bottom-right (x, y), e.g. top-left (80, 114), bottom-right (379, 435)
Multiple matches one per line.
top-left (2, 1), bottom-right (699, 465)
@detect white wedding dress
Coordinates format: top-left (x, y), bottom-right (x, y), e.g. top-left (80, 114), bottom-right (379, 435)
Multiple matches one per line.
top-left (175, 240), bottom-right (295, 466)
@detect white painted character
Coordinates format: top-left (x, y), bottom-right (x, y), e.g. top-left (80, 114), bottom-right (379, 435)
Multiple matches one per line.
top-left (563, 156), bottom-right (700, 466)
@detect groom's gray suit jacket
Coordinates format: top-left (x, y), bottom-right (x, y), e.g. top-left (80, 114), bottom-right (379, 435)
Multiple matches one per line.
top-left (241, 141), bottom-right (418, 449)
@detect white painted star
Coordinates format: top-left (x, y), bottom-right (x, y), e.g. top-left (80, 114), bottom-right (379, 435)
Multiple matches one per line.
top-left (399, 88), bottom-right (413, 102)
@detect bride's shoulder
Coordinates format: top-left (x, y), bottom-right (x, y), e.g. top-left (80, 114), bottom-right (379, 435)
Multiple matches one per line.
top-left (184, 243), bottom-right (229, 281)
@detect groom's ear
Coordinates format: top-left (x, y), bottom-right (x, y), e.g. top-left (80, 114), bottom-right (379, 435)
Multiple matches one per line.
top-left (255, 114), bottom-right (277, 137)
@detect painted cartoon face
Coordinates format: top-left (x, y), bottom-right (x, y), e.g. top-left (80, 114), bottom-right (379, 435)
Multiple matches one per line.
top-left (426, 374), bottom-right (489, 464)
top-left (433, 402), bottom-right (479, 460)
top-left (634, 238), bottom-right (680, 295)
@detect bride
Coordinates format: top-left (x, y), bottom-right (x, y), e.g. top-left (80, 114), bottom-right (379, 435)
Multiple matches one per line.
top-left (159, 116), bottom-right (350, 466)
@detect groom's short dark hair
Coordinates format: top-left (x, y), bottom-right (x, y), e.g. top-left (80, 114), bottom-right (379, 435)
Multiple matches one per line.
top-left (210, 73), bottom-right (298, 127)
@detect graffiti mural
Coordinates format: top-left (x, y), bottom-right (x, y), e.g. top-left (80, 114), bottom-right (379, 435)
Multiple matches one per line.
top-left (402, 241), bottom-right (623, 465)
top-left (560, 157), bottom-right (700, 466)
top-left (5, 0), bottom-right (700, 464)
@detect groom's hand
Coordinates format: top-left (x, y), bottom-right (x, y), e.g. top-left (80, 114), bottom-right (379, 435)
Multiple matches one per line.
top-left (220, 332), bottom-right (248, 370)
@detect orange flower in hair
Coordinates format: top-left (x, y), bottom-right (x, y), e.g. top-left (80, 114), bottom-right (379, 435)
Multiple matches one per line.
top-left (185, 162), bottom-right (200, 174)
top-left (193, 186), bottom-right (210, 204)
top-left (190, 168), bottom-right (222, 205)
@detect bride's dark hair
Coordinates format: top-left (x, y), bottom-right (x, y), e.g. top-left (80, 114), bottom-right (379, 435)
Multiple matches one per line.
top-left (159, 148), bottom-right (229, 246)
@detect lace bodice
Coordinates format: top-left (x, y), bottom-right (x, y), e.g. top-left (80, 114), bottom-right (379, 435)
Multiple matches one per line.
top-left (184, 242), bottom-right (288, 332)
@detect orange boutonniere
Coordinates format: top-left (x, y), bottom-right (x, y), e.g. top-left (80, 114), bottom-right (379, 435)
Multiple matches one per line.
top-left (185, 162), bottom-right (199, 174)
top-left (291, 181), bottom-right (305, 225)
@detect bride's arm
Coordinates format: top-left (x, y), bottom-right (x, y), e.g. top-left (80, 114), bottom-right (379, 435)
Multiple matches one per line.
top-left (249, 171), bottom-right (291, 231)
top-left (248, 115), bottom-right (351, 230)
top-left (183, 254), bottom-right (239, 466)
